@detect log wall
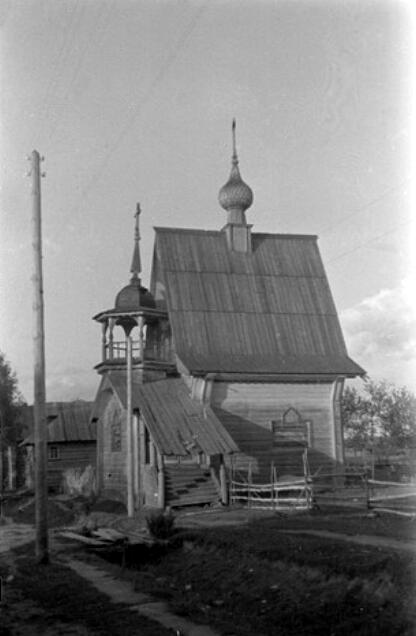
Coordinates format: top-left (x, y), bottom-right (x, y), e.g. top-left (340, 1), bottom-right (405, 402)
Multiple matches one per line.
top-left (47, 442), bottom-right (96, 491)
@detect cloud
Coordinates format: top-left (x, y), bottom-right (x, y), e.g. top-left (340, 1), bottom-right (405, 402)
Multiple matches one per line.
top-left (44, 367), bottom-right (99, 403)
top-left (17, 366), bottom-right (99, 404)
top-left (340, 280), bottom-right (416, 388)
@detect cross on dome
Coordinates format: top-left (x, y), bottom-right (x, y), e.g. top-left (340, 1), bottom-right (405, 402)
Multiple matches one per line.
top-left (130, 203), bottom-right (142, 283)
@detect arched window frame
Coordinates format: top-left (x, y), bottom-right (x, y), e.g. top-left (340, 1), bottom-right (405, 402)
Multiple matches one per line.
top-left (271, 408), bottom-right (312, 447)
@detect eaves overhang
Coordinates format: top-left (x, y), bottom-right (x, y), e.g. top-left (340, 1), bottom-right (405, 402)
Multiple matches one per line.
top-left (93, 307), bottom-right (168, 322)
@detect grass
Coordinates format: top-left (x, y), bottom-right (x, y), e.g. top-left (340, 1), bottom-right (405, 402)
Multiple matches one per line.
top-left (0, 548), bottom-right (172, 636)
top-left (2, 496), bottom-right (416, 635)
top-left (1, 494), bottom-right (75, 528)
top-left (112, 512), bottom-right (416, 636)
top-left (269, 506), bottom-right (416, 541)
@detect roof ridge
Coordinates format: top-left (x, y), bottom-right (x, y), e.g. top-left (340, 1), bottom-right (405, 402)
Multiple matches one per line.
top-left (163, 270), bottom-right (327, 279)
top-left (170, 309), bottom-right (338, 316)
top-left (154, 226), bottom-right (318, 240)
top-left (154, 227), bottom-right (221, 235)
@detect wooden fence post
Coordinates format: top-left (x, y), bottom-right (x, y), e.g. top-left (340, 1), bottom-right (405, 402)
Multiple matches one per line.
top-left (157, 452), bottom-right (165, 510)
top-left (302, 448), bottom-right (312, 510)
top-left (364, 473), bottom-right (370, 510)
top-left (219, 461), bottom-right (228, 505)
top-left (247, 462), bottom-right (252, 509)
top-left (273, 465), bottom-right (278, 510)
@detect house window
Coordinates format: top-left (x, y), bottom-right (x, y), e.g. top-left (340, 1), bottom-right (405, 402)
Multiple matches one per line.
top-left (271, 408), bottom-right (312, 447)
top-left (48, 446), bottom-right (59, 460)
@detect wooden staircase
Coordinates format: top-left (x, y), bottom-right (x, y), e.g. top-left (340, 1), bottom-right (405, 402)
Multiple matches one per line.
top-left (164, 464), bottom-right (219, 508)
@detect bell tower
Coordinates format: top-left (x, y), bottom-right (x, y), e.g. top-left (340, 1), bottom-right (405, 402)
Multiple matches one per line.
top-left (93, 204), bottom-right (175, 383)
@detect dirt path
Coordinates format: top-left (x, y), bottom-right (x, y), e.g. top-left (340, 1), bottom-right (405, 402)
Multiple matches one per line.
top-left (64, 558), bottom-right (220, 636)
top-left (0, 519), bottom-right (221, 636)
top-left (0, 520), bottom-right (35, 553)
top-left (277, 528), bottom-right (416, 553)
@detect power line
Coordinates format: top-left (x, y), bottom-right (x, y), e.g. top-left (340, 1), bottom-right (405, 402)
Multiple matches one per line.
top-left (35, 1), bottom-right (85, 147)
top-left (45, 0), bottom-right (115, 146)
top-left (319, 178), bottom-right (410, 237)
top-left (69, 1), bottom-right (207, 216)
top-left (326, 220), bottom-right (410, 265)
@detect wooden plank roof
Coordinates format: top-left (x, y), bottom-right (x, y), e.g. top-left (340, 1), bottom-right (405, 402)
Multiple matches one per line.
top-left (151, 228), bottom-right (364, 377)
top-left (22, 401), bottom-right (95, 444)
top-left (105, 371), bottom-right (238, 456)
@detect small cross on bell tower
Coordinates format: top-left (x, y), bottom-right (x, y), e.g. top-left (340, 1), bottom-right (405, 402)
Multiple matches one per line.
top-left (130, 203), bottom-right (142, 283)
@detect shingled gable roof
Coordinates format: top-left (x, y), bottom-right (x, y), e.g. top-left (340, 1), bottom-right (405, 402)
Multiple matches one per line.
top-left (96, 371), bottom-right (238, 456)
top-left (151, 227), bottom-right (364, 377)
top-left (22, 402), bottom-right (95, 444)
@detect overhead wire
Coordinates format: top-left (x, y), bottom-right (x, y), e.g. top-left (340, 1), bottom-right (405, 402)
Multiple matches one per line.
top-left (326, 219), bottom-right (410, 265)
top-left (31, 0), bottom-right (406, 276)
top-left (321, 179), bottom-right (411, 265)
top-left (45, 0), bottom-right (116, 146)
top-left (314, 177), bottom-right (411, 268)
top-left (318, 178), bottom-right (410, 237)
top-left (69, 1), bottom-right (208, 216)
top-left (34, 0), bottom-right (85, 148)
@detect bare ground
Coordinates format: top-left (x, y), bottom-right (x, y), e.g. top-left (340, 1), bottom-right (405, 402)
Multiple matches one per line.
top-left (1, 496), bottom-right (416, 635)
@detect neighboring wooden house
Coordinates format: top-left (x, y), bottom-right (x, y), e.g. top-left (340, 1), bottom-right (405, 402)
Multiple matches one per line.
top-left (21, 401), bottom-right (95, 492)
top-left (91, 123), bottom-right (364, 511)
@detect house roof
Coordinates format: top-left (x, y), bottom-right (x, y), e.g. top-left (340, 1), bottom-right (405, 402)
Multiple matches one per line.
top-left (151, 228), bottom-right (364, 377)
top-left (99, 371), bottom-right (238, 456)
top-left (21, 401), bottom-right (95, 444)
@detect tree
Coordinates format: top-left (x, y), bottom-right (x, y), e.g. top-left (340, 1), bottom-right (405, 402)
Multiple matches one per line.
top-left (342, 378), bottom-right (416, 456)
top-left (0, 351), bottom-right (24, 490)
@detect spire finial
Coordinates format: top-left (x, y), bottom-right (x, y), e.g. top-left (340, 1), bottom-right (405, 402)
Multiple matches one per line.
top-left (130, 203), bottom-right (142, 282)
top-left (218, 120), bottom-right (253, 223)
top-left (232, 118), bottom-right (238, 166)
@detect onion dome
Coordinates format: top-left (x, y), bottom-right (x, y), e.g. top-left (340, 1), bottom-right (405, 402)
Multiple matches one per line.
top-left (114, 278), bottom-right (156, 311)
top-left (218, 119), bottom-right (253, 223)
top-left (114, 203), bottom-right (155, 311)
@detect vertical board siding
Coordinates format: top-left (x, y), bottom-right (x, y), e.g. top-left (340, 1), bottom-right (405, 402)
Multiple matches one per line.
top-left (212, 381), bottom-right (337, 477)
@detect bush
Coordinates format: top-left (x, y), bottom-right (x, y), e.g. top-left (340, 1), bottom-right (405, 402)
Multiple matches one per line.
top-left (62, 465), bottom-right (97, 498)
top-left (146, 510), bottom-right (176, 540)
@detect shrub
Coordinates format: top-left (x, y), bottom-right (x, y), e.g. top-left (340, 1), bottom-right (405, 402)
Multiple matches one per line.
top-left (146, 510), bottom-right (176, 540)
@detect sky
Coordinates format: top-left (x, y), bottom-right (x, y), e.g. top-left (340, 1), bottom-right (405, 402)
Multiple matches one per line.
top-left (0, 0), bottom-right (415, 404)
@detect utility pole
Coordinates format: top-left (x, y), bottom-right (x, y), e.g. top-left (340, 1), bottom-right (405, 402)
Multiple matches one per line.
top-left (29, 149), bottom-right (49, 564)
top-left (126, 329), bottom-right (134, 517)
